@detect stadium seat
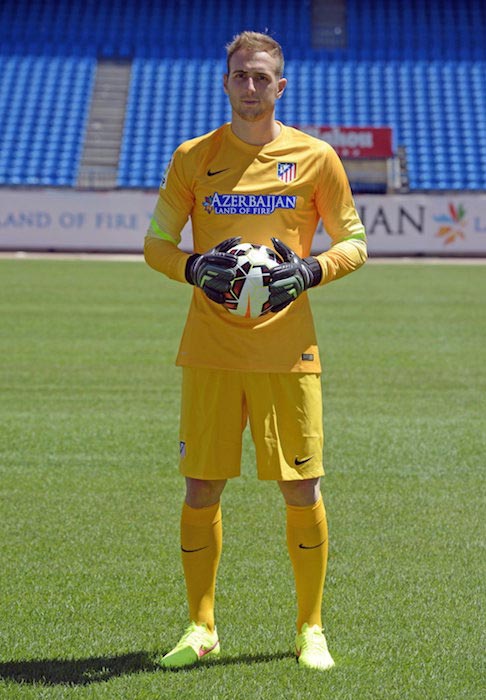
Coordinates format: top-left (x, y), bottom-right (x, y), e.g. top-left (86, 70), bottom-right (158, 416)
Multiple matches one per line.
top-left (1, 0), bottom-right (486, 190)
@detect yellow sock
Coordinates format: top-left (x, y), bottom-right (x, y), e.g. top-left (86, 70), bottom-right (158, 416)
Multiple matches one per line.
top-left (286, 496), bottom-right (328, 630)
top-left (180, 501), bottom-right (222, 632)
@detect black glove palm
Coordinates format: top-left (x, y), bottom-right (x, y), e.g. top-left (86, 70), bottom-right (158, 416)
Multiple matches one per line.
top-left (268, 237), bottom-right (322, 312)
top-left (185, 237), bottom-right (241, 304)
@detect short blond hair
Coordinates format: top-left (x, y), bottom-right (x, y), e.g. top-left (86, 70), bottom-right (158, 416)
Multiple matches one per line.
top-left (225, 31), bottom-right (285, 78)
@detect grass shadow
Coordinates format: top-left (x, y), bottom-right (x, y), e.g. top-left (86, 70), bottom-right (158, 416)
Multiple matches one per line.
top-left (161, 650), bottom-right (295, 673)
top-left (0, 652), bottom-right (156, 686)
top-left (0, 650), bottom-right (295, 685)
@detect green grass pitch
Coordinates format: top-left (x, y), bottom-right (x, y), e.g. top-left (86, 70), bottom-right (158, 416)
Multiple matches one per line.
top-left (0, 257), bottom-right (484, 699)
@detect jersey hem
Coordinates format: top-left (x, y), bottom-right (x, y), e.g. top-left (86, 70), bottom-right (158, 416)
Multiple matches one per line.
top-left (175, 359), bottom-right (322, 374)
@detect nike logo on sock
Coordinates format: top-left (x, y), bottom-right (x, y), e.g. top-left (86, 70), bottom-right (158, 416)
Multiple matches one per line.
top-left (181, 545), bottom-right (209, 553)
top-left (298, 540), bottom-right (326, 550)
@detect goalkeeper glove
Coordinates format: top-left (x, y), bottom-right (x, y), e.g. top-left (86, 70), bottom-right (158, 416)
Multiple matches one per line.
top-left (185, 236), bottom-right (241, 304)
top-left (268, 237), bottom-right (322, 312)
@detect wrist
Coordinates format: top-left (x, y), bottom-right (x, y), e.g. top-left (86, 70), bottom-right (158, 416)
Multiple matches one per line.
top-left (303, 256), bottom-right (322, 287)
top-left (185, 254), bottom-right (200, 284)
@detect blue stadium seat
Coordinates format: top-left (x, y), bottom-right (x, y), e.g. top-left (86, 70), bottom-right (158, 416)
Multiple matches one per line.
top-left (0, 52), bottom-right (96, 186)
top-left (1, 0), bottom-right (486, 190)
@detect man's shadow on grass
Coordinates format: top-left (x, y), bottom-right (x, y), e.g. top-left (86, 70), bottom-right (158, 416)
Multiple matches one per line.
top-left (0, 650), bottom-right (294, 685)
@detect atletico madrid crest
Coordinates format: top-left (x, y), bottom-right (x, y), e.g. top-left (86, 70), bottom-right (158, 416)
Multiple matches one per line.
top-left (277, 162), bottom-right (297, 183)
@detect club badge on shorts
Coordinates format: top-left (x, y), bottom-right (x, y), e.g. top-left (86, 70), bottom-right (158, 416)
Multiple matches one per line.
top-left (277, 162), bottom-right (297, 183)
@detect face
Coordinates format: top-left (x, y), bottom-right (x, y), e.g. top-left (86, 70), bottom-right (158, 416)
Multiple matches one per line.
top-left (223, 49), bottom-right (287, 123)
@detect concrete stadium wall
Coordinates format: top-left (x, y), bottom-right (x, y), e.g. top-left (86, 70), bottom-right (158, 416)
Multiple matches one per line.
top-left (0, 189), bottom-right (485, 256)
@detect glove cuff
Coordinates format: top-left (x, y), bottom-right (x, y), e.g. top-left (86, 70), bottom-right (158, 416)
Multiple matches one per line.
top-left (303, 256), bottom-right (323, 287)
top-left (185, 254), bottom-right (200, 284)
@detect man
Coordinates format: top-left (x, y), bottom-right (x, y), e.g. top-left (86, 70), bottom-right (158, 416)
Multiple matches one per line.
top-left (144, 31), bottom-right (367, 671)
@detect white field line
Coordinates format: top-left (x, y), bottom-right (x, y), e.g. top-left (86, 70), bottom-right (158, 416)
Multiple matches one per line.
top-left (1, 252), bottom-right (485, 264)
top-left (0, 251), bottom-right (145, 261)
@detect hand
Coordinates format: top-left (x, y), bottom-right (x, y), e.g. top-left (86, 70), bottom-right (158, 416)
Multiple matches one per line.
top-left (268, 238), bottom-right (322, 312)
top-left (185, 237), bottom-right (241, 304)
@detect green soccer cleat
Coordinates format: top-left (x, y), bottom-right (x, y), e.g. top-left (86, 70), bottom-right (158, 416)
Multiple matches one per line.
top-left (295, 623), bottom-right (335, 671)
top-left (158, 622), bottom-right (220, 669)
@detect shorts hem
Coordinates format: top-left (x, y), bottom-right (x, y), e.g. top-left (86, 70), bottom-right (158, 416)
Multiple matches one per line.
top-left (257, 466), bottom-right (325, 481)
top-left (179, 466), bottom-right (241, 480)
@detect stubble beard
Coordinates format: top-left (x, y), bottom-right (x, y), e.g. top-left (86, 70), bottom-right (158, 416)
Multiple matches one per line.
top-left (230, 90), bottom-right (274, 122)
top-left (233, 100), bottom-right (272, 123)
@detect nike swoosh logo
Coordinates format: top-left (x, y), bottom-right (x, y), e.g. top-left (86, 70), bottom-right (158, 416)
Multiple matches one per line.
top-left (207, 168), bottom-right (230, 177)
top-left (294, 456), bottom-right (312, 466)
top-left (181, 545), bottom-right (209, 553)
top-left (299, 540), bottom-right (326, 550)
top-left (198, 640), bottom-right (219, 657)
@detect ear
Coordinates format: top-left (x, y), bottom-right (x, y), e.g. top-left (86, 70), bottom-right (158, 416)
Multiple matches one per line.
top-left (223, 73), bottom-right (229, 94)
top-left (276, 77), bottom-right (287, 99)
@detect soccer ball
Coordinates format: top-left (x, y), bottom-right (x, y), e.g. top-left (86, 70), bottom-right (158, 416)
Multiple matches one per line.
top-left (223, 242), bottom-right (281, 318)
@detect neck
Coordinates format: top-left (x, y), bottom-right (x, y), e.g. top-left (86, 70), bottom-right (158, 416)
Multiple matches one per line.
top-left (230, 114), bottom-right (281, 145)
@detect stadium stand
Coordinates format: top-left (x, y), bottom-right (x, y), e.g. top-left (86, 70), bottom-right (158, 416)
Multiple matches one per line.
top-left (0, 55), bottom-right (95, 186)
top-left (0, 0), bottom-right (485, 191)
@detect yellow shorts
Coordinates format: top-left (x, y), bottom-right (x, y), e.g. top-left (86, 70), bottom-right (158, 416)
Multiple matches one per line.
top-left (179, 367), bottom-right (324, 481)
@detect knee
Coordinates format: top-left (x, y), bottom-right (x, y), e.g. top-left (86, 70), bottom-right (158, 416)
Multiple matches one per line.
top-left (278, 477), bottom-right (321, 507)
top-left (185, 478), bottom-right (226, 508)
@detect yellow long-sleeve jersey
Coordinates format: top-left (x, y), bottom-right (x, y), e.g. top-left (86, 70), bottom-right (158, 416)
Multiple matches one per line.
top-left (144, 122), bottom-right (367, 373)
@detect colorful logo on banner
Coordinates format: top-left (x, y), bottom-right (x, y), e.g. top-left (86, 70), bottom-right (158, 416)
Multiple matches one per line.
top-left (433, 203), bottom-right (467, 245)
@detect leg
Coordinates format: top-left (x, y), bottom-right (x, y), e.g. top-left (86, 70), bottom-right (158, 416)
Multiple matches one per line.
top-left (160, 368), bottom-right (245, 668)
top-left (278, 476), bottom-right (321, 506)
top-left (159, 479), bottom-right (226, 668)
top-left (181, 477), bottom-right (227, 630)
top-left (185, 477), bottom-right (227, 508)
top-left (178, 367), bottom-right (242, 627)
top-left (280, 478), bottom-right (334, 670)
top-left (279, 477), bottom-right (328, 629)
top-left (245, 371), bottom-right (333, 669)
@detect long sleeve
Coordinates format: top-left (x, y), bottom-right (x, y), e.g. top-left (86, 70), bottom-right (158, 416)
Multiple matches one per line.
top-left (144, 144), bottom-right (195, 283)
top-left (314, 144), bottom-right (368, 284)
top-left (144, 233), bottom-right (189, 283)
top-left (315, 237), bottom-right (367, 285)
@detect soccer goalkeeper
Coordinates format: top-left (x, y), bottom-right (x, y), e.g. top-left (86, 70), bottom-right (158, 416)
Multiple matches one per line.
top-left (144, 30), bottom-right (367, 671)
